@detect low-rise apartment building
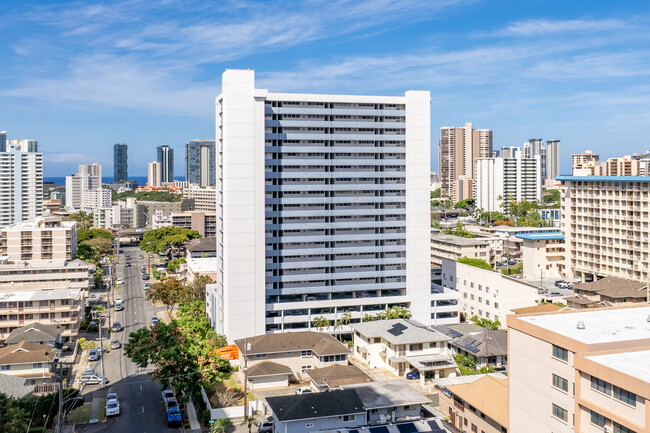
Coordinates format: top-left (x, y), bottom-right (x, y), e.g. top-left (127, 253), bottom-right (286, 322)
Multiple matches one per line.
top-left (431, 233), bottom-right (494, 268)
top-left (441, 258), bottom-right (541, 326)
top-left (508, 305), bottom-right (650, 433)
top-left (0, 217), bottom-right (76, 262)
top-left (558, 175), bottom-right (650, 282)
top-left (181, 185), bottom-right (215, 212)
top-left (170, 211), bottom-right (216, 237)
top-left (351, 319), bottom-right (456, 382)
top-left (233, 331), bottom-right (350, 380)
top-left (0, 259), bottom-right (94, 290)
top-left (0, 284), bottom-right (85, 342)
top-left (516, 232), bottom-right (566, 281)
top-left (436, 373), bottom-right (508, 433)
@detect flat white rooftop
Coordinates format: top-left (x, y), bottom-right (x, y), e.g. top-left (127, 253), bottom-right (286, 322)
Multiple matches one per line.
top-left (519, 306), bottom-right (650, 345)
top-left (0, 288), bottom-right (81, 302)
top-left (586, 350), bottom-right (650, 384)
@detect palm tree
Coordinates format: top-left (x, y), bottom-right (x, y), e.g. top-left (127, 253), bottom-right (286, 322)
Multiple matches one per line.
top-left (312, 316), bottom-right (329, 331)
top-left (362, 313), bottom-right (376, 322)
top-left (241, 416), bottom-right (258, 433)
top-left (210, 418), bottom-right (232, 433)
top-left (73, 211), bottom-right (94, 229)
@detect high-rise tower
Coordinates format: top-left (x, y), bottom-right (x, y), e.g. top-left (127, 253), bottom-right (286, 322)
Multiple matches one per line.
top-left (185, 140), bottom-right (216, 187)
top-left (156, 145), bottom-right (174, 183)
top-left (0, 144), bottom-right (43, 227)
top-left (113, 143), bottom-right (128, 182)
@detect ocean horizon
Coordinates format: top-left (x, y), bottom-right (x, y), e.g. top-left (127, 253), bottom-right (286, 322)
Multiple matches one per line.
top-left (44, 176), bottom-right (186, 186)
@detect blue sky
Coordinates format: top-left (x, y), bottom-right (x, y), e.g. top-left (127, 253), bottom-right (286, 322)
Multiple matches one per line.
top-left (2, 0), bottom-right (650, 177)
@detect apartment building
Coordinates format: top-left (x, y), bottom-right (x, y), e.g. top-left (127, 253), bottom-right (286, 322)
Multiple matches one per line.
top-left (7, 139), bottom-right (38, 152)
top-left (441, 258), bottom-right (541, 327)
top-left (181, 185), bottom-right (216, 211)
top-left (0, 283), bottom-right (85, 342)
top-left (0, 217), bottom-right (76, 262)
top-left (113, 143), bottom-right (128, 182)
top-left (170, 211), bottom-right (216, 237)
top-left (558, 175), bottom-right (650, 282)
top-left (430, 233), bottom-right (494, 268)
top-left (566, 276), bottom-right (647, 309)
top-left (65, 173), bottom-right (100, 210)
top-left (0, 259), bottom-right (94, 290)
top-left (439, 122), bottom-right (492, 201)
top-left (0, 145), bottom-right (43, 227)
top-left (516, 232), bottom-right (566, 280)
top-left (602, 155), bottom-right (640, 176)
top-left (508, 306), bottom-right (650, 433)
top-left (156, 145), bottom-right (174, 183)
top-left (147, 161), bottom-right (162, 187)
top-left (572, 151), bottom-right (601, 176)
top-left (185, 140), bottom-right (216, 187)
top-left (78, 163), bottom-right (102, 180)
top-left (474, 156), bottom-right (542, 213)
top-left (209, 69), bottom-right (431, 341)
top-left (546, 140), bottom-right (560, 187)
top-left (81, 188), bottom-right (111, 211)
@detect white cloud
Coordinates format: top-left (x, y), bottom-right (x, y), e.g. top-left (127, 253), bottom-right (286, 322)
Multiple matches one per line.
top-left (498, 18), bottom-right (627, 36)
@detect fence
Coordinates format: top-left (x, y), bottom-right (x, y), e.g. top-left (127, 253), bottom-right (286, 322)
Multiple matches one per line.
top-left (200, 387), bottom-right (266, 420)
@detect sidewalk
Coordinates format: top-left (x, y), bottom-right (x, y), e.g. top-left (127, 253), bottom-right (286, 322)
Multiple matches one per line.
top-left (186, 401), bottom-right (202, 433)
top-left (89, 397), bottom-right (101, 424)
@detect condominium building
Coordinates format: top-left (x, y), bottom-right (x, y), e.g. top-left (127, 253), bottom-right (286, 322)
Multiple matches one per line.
top-left (170, 211), bottom-right (216, 237)
top-left (0, 131), bottom-right (6, 152)
top-left (147, 161), bottom-right (162, 187)
top-left (65, 173), bottom-right (100, 210)
top-left (516, 232), bottom-right (566, 280)
top-left (182, 185), bottom-right (216, 211)
top-left (0, 283), bottom-right (85, 342)
top-left (441, 258), bottom-right (541, 327)
top-left (7, 139), bottom-right (38, 152)
top-left (208, 69), bottom-right (431, 341)
top-left (474, 156), bottom-right (542, 213)
top-left (185, 139), bottom-right (215, 187)
top-left (78, 163), bottom-right (102, 180)
top-left (430, 233), bottom-right (495, 268)
top-left (602, 155), bottom-right (640, 176)
top-left (558, 175), bottom-right (650, 282)
top-left (508, 306), bottom-right (650, 433)
top-left (0, 145), bottom-right (43, 228)
top-left (439, 122), bottom-right (492, 201)
top-left (546, 139), bottom-right (560, 186)
top-left (0, 217), bottom-right (76, 263)
top-left (156, 145), bottom-right (174, 183)
top-left (0, 259), bottom-right (94, 290)
top-left (571, 150), bottom-right (601, 175)
top-left (81, 188), bottom-right (111, 210)
top-left (113, 143), bottom-right (128, 182)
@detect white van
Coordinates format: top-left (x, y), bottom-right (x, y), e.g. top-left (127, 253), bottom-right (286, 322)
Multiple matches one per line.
top-left (115, 299), bottom-right (123, 311)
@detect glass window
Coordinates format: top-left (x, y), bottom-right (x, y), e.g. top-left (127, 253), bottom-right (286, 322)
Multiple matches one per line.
top-left (552, 374), bottom-right (568, 392)
top-left (590, 410), bottom-right (605, 427)
top-left (552, 345), bottom-right (568, 361)
top-left (301, 350), bottom-right (311, 358)
top-left (343, 415), bottom-right (355, 422)
top-left (591, 376), bottom-right (612, 395)
top-left (552, 404), bottom-right (567, 422)
top-left (614, 386), bottom-right (636, 407)
top-left (613, 422), bottom-right (636, 433)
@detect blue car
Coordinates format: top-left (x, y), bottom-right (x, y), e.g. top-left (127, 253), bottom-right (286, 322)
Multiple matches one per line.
top-left (406, 371), bottom-right (420, 380)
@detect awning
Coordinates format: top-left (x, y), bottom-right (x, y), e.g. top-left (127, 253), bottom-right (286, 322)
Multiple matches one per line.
top-left (388, 356), bottom-right (405, 363)
top-left (405, 354), bottom-right (456, 371)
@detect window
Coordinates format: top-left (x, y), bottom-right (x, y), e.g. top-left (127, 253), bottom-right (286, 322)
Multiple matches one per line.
top-left (343, 415), bottom-right (355, 422)
top-left (591, 377), bottom-right (611, 395)
top-left (614, 386), bottom-right (636, 407)
top-left (39, 300), bottom-right (48, 307)
top-left (471, 424), bottom-right (477, 433)
top-left (486, 287), bottom-right (490, 293)
top-left (370, 409), bottom-right (379, 414)
top-left (478, 297), bottom-right (482, 303)
top-left (552, 404), bottom-right (567, 422)
top-left (32, 363), bottom-right (43, 369)
top-left (478, 285), bottom-right (482, 291)
top-left (301, 350), bottom-right (311, 358)
top-left (254, 354), bottom-right (267, 359)
top-left (301, 365), bottom-right (313, 373)
top-left (552, 345), bottom-right (568, 361)
top-left (552, 374), bottom-right (568, 392)
top-left (613, 422), bottom-right (636, 433)
top-left (590, 410), bottom-right (605, 427)
top-left (494, 302), bottom-right (499, 309)
top-left (0, 365), bottom-right (9, 371)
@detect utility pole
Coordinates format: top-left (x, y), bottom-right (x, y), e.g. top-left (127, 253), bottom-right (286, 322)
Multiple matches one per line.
top-left (54, 359), bottom-right (64, 433)
top-left (94, 310), bottom-right (107, 389)
top-left (243, 339), bottom-right (251, 419)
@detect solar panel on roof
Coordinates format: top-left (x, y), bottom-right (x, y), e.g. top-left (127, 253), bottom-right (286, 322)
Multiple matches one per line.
top-left (427, 420), bottom-right (445, 432)
top-left (396, 422), bottom-right (418, 433)
top-left (369, 427), bottom-right (390, 433)
top-left (348, 430), bottom-right (359, 433)
top-left (448, 329), bottom-right (462, 338)
top-left (387, 322), bottom-right (408, 336)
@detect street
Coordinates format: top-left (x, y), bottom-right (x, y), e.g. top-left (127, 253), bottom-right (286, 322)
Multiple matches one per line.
top-left (80, 245), bottom-right (179, 433)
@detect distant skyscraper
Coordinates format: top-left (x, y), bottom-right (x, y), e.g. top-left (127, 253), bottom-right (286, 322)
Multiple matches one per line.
top-left (439, 122), bottom-right (492, 201)
top-left (545, 140), bottom-right (560, 184)
top-left (79, 163), bottom-right (102, 181)
top-left (7, 139), bottom-right (38, 152)
top-left (0, 132), bottom-right (6, 152)
top-left (147, 161), bottom-right (162, 187)
top-left (185, 140), bottom-right (215, 187)
top-left (113, 143), bottom-right (128, 182)
top-left (0, 144), bottom-right (43, 227)
top-left (156, 145), bottom-right (174, 183)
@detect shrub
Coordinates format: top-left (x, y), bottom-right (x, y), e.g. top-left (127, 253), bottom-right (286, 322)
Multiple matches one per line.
top-left (457, 257), bottom-right (493, 271)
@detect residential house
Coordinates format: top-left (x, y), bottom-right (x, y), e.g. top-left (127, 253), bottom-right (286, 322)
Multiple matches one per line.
top-left (351, 319), bottom-right (456, 383)
top-left (0, 372), bottom-right (34, 398)
top-left (435, 324), bottom-right (508, 370)
top-left (245, 361), bottom-right (293, 390)
top-left (5, 322), bottom-right (63, 348)
top-left (565, 276), bottom-right (647, 309)
top-left (234, 331), bottom-right (350, 379)
top-left (306, 364), bottom-right (372, 392)
top-left (0, 341), bottom-right (55, 385)
top-left (435, 373), bottom-right (508, 433)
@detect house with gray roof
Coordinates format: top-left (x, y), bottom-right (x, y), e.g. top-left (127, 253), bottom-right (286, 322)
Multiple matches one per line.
top-left (435, 323), bottom-right (508, 370)
top-left (351, 319), bottom-right (457, 384)
top-left (0, 372), bottom-right (34, 398)
top-left (5, 322), bottom-right (63, 348)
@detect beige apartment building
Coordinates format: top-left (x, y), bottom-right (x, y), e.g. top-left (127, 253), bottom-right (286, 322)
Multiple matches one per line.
top-left (0, 283), bottom-right (85, 342)
top-left (508, 306), bottom-right (650, 433)
top-left (182, 185), bottom-right (216, 211)
top-left (439, 122), bottom-right (492, 201)
top-left (170, 211), bottom-right (216, 237)
top-left (602, 155), bottom-right (641, 176)
top-left (431, 233), bottom-right (494, 268)
top-left (558, 175), bottom-right (650, 282)
top-left (571, 151), bottom-right (601, 176)
top-left (515, 232), bottom-right (566, 280)
top-left (0, 217), bottom-right (76, 263)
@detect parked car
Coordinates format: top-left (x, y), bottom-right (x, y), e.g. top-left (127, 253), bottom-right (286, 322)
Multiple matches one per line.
top-left (508, 259), bottom-right (517, 265)
top-left (115, 299), bottom-right (123, 311)
top-left (88, 294), bottom-right (100, 303)
top-left (549, 292), bottom-right (561, 296)
top-left (144, 282), bottom-right (151, 290)
top-left (79, 374), bottom-right (108, 385)
top-left (140, 266), bottom-right (146, 272)
top-left (295, 386), bottom-right (312, 394)
top-left (165, 397), bottom-right (179, 410)
top-left (406, 371), bottom-right (420, 380)
top-left (112, 322), bottom-right (123, 332)
top-left (258, 417), bottom-right (274, 433)
top-left (107, 392), bottom-right (118, 402)
top-left (83, 368), bottom-right (95, 376)
top-left (162, 389), bottom-right (175, 403)
top-left (88, 348), bottom-right (99, 361)
top-left (138, 254), bottom-right (143, 259)
top-left (125, 262), bottom-right (131, 267)
top-left (495, 261), bottom-right (504, 267)
top-left (554, 280), bottom-right (567, 287)
top-left (151, 316), bottom-right (159, 326)
top-left (116, 278), bottom-right (124, 285)
top-left (110, 339), bottom-right (122, 349)
top-left (142, 273), bottom-right (149, 281)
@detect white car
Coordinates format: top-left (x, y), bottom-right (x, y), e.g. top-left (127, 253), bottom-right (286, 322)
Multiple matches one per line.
top-left (105, 394), bottom-right (120, 416)
top-left (162, 389), bottom-right (175, 403)
top-left (116, 278), bottom-right (124, 285)
top-left (295, 386), bottom-right (312, 394)
top-left (88, 294), bottom-right (100, 303)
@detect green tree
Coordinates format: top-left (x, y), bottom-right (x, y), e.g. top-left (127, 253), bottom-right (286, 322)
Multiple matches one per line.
top-left (431, 188), bottom-right (441, 198)
top-left (469, 315), bottom-right (501, 330)
top-left (147, 278), bottom-right (191, 319)
top-left (241, 416), bottom-right (258, 433)
top-left (188, 275), bottom-right (215, 301)
top-left (68, 211), bottom-right (94, 229)
top-left (384, 306), bottom-right (411, 319)
top-left (167, 257), bottom-right (186, 273)
top-left (210, 418), bottom-right (233, 433)
top-left (77, 228), bottom-right (115, 242)
top-left (457, 257), bottom-right (493, 271)
top-left (543, 189), bottom-right (560, 203)
top-left (140, 226), bottom-right (201, 254)
top-left (3, 407), bottom-right (29, 433)
top-left (75, 243), bottom-right (100, 263)
top-left (312, 316), bottom-right (330, 331)
top-left (454, 198), bottom-right (475, 209)
top-left (94, 267), bottom-right (104, 290)
top-left (82, 236), bottom-right (112, 256)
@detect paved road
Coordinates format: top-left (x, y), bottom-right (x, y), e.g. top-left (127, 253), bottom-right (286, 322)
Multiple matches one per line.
top-left (81, 246), bottom-right (178, 433)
